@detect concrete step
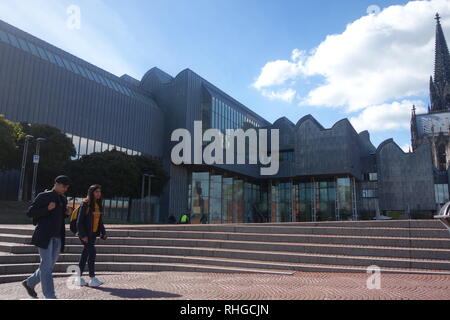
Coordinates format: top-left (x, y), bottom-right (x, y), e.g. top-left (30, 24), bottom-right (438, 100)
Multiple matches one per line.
top-left (0, 262), bottom-right (294, 282)
top-left (109, 219), bottom-right (446, 230)
top-left (2, 241), bottom-right (450, 270)
top-left (1, 224), bottom-right (449, 239)
top-left (1, 251), bottom-right (450, 273)
top-left (111, 225), bottom-right (450, 238)
top-left (1, 232), bottom-right (450, 250)
top-left (0, 220), bottom-right (448, 278)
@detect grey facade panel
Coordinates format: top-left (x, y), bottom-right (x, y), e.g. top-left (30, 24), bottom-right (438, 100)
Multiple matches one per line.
top-left (377, 141), bottom-right (436, 211)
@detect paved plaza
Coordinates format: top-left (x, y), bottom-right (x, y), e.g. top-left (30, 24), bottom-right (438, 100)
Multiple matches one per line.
top-left (1, 271), bottom-right (450, 300)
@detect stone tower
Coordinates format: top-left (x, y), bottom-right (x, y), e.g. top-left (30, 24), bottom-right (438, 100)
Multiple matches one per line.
top-left (411, 13), bottom-right (450, 171)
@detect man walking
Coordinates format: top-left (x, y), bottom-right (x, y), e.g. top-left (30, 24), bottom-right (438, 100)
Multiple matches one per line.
top-left (21, 175), bottom-right (73, 299)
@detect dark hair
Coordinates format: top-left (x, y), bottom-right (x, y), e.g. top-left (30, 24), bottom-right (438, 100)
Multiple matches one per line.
top-left (85, 184), bottom-right (103, 212)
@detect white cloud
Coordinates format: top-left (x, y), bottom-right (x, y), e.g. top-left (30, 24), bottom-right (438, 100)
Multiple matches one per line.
top-left (253, 0), bottom-right (450, 111)
top-left (349, 100), bottom-right (427, 133)
top-left (401, 144), bottom-right (412, 153)
top-left (260, 88), bottom-right (297, 103)
top-left (252, 56), bottom-right (305, 90)
top-left (0, 0), bottom-right (141, 78)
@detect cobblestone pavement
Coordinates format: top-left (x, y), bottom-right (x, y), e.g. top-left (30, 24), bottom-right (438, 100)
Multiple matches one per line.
top-left (1, 272), bottom-right (450, 300)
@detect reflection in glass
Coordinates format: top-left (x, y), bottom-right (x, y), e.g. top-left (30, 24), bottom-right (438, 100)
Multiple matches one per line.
top-left (191, 172), bottom-right (209, 224)
top-left (222, 178), bottom-right (233, 224)
top-left (316, 180), bottom-right (336, 221)
top-left (233, 180), bottom-right (244, 223)
top-left (210, 175), bottom-right (222, 224)
top-left (79, 137), bottom-right (88, 156)
top-left (337, 178), bottom-right (352, 220)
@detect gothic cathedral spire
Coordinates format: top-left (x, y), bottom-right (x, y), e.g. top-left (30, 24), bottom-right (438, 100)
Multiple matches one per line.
top-left (430, 13), bottom-right (450, 112)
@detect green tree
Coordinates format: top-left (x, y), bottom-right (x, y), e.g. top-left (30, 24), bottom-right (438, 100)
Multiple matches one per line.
top-left (0, 115), bottom-right (24, 171)
top-left (66, 150), bottom-right (169, 221)
top-left (18, 123), bottom-right (76, 197)
top-left (132, 155), bottom-right (169, 197)
top-left (66, 150), bottom-right (140, 198)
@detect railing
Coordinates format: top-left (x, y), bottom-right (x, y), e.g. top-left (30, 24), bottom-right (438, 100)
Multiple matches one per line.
top-left (435, 202), bottom-right (450, 232)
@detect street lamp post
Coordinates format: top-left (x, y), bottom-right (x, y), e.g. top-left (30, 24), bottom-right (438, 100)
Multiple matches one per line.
top-left (140, 174), bottom-right (147, 223)
top-left (17, 135), bottom-right (34, 202)
top-left (148, 174), bottom-right (155, 223)
top-left (31, 138), bottom-right (46, 202)
top-left (140, 174), bottom-right (155, 223)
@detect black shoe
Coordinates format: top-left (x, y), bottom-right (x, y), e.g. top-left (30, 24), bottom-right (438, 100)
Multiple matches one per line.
top-left (21, 280), bottom-right (37, 299)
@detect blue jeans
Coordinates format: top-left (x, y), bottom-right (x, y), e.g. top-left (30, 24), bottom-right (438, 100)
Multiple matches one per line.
top-left (26, 237), bottom-right (61, 299)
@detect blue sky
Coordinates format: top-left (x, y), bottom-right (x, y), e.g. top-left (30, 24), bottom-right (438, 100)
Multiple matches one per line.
top-left (1, 0), bottom-right (450, 150)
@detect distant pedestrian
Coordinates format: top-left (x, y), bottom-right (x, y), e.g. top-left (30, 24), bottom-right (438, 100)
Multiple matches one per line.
top-left (200, 213), bottom-right (208, 224)
top-left (179, 213), bottom-right (190, 224)
top-left (74, 184), bottom-right (107, 288)
top-left (168, 215), bottom-right (177, 224)
top-left (22, 175), bottom-right (73, 299)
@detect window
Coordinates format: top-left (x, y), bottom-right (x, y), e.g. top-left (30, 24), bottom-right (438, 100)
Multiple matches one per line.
top-left (61, 58), bottom-right (74, 72)
top-left (72, 135), bottom-right (81, 157)
top-left (79, 138), bottom-right (88, 156)
top-left (69, 62), bottom-right (81, 75)
top-left (97, 75), bottom-right (108, 86)
top-left (53, 54), bottom-right (66, 68)
top-left (26, 42), bottom-right (40, 56)
top-left (95, 141), bottom-right (102, 153)
top-left (87, 140), bottom-right (95, 155)
top-left (6, 33), bottom-right (20, 48)
top-left (77, 65), bottom-right (88, 78)
top-left (363, 173), bottom-right (378, 182)
top-left (362, 189), bottom-right (377, 198)
top-left (0, 30), bottom-right (9, 43)
top-left (83, 68), bottom-right (95, 81)
top-left (45, 50), bottom-right (58, 64)
top-left (17, 38), bottom-right (30, 52)
top-left (435, 184), bottom-right (449, 204)
top-left (36, 46), bottom-right (49, 61)
top-left (91, 73), bottom-right (101, 83)
top-left (104, 78), bottom-right (114, 90)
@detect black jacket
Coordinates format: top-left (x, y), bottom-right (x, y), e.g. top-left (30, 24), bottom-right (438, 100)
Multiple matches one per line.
top-left (27, 190), bottom-right (68, 253)
top-left (76, 201), bottom-right (106, 239)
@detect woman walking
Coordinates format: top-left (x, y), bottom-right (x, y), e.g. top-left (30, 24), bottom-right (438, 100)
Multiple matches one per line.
top-left (75, 184), bottom-right (107, 287)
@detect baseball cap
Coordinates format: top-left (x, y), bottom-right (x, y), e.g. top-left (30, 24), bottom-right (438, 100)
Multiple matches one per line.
top-left (55, 175), bottom-right (72, 186)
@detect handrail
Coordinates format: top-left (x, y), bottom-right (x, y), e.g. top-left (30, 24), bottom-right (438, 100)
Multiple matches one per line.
top-left (435, 202), bottom-right (450, 233)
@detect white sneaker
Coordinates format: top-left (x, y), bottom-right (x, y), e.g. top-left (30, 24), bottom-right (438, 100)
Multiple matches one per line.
top-left (88, 277), bottom-right (103, 287)
top-left (73, 277), bottom-right (87, 287)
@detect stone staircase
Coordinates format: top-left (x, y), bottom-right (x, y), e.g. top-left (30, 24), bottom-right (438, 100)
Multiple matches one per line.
top-left (0, 220), bottom-right (450, 284)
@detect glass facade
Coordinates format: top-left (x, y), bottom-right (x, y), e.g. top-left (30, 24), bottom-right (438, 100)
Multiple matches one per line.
top-left (188, 172), bottom-right (358, 224)
top-left (271, 182), bottom-right (293, 222)
top-left (293, 183), bottom-right (313, 222)
top-left (211, 96), bottom-right (262, 131)
top-left (190, 172), bottom-right (210, 224)
top-left (435, 184), bottom-right (449, 205)
top-left (66, 133), bottom-right (142, 160)
top-left (336, 178), bottom-right (352, 221)
top-left (315, 180), bottom-right (336, 221)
